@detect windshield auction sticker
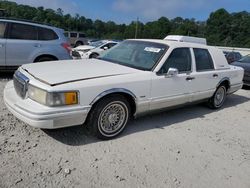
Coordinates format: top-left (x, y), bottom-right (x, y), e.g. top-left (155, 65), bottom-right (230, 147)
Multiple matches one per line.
top-left (144, 47), bottom-right (161, 53)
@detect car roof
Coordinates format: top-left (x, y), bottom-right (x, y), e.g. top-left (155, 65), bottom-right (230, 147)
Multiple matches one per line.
top-left (128, 39), bottom-right (215, 49)
top-left (65, 31), bottom-right (85, 34)
top-left (0, 18), bottom-right (63, 31)
top-left (98, 40), bottom-right (119, 44)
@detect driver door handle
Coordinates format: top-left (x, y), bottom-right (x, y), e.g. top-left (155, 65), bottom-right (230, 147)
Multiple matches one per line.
top-left (34, 43), bottom-right (41, 48)
top-left (213, 74), bottom-right (218, 78)
top-left (186, 76), bottom-right (195, 81)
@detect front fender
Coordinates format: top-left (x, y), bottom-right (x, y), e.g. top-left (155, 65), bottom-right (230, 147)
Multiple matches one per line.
top-left (90, 88), bottom-right (137, 106)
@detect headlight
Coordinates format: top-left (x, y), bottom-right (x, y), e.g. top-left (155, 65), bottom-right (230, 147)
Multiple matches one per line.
top-left (28, 85), bottom-right (78, 107)
top-left (46, 91), bottom-right (78, 106)
top-left (28, 85), bottom-right (47, 105)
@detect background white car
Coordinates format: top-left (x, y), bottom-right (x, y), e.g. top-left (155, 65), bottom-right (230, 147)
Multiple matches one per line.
top-left (72, 40), bottom-right (119, 59)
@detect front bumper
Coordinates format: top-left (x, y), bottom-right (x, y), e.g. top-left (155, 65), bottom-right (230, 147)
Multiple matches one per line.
top-left (4, 81), bottom-right (91, 129)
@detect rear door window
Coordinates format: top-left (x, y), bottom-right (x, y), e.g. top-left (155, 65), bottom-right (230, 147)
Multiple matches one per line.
top-left (70, 32), bottom-right (77, 38)
top-left (38, 27), bottom-right (58, 40)
top-left (193, 48), bottom-right (214, 71)
top-left (79, 33), bottom-right (85, 38)
top-left (0, 22), bottom-right (6, 38)
top-left (8, 23), bottom-right (37, 40)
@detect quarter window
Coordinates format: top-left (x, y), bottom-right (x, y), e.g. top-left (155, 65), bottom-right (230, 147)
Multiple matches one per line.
top-left (9, 23), bottom-right (37, 40)
top-left (194, 48), bottom-right (214, 71)
top-left (38, 27), bottom-right (58, 40)
top-left (0, 22), bottom-right (6, 38)
top-left (159, 48), bottom-right (191, 74)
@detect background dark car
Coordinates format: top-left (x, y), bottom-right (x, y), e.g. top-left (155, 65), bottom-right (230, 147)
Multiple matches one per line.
top-left (223, 51), bottom-right (242, 64)
top-left (231, 55), bottom-right (250, 86)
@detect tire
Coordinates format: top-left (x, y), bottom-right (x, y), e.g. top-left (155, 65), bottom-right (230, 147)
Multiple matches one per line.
top-left (86, 95), bottom-right (131, 139)
top-left (35, 56), bottom-right (57, 62)
top-left (75, 41), bottom-right (83, 47)
top-left (89, 53), bottom-right (99, 59)
top-left (207, 85), bottom-right (227, 109)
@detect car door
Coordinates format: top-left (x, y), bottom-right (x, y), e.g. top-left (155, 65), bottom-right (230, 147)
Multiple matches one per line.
top-left (6, 22), bottom-right (38, 66)
top-left (187, 48), bottom-right (220, 101)
top-left (0, 21), bottom-right (7, 66)
top-left (150, 48), bottom-right (193, 110)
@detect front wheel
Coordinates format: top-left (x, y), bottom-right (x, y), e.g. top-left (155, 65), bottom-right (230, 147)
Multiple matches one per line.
top-left (89, 53), bottom-right (99, 59)
top-left (86, 95), bottom-right (131, 139)
top-left (207, 85), bottom-right (227, 109)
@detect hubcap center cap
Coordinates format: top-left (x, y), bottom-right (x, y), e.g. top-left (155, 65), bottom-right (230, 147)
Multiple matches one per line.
top-left (108, 113), bottom-right (118, 123)
top-left (216, 94), bottom-right (221, 100)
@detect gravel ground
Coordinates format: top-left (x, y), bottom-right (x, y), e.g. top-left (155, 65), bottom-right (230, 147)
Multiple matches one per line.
top-left (0, 75), bottom-right (250, 188)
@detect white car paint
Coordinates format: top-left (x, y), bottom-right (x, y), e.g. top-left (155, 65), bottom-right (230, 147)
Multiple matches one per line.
top-left (72, 40), bottom-right (119, 59)
top-left (4, 38), bottom-right (244, 130)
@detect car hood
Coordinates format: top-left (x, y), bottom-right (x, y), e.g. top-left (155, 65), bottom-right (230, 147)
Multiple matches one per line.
top-left (22, 59), bottom-right (140, 86)
top-left (74, 45), bottom-right (95, 51)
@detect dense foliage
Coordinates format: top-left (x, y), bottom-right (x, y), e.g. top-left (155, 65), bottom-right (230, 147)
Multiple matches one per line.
top-left (0, 1), bottom-right (250, 47)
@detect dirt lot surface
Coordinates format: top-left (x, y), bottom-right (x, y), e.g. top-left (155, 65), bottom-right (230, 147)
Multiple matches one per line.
top-left (0, 74), bottom-right (250, 188)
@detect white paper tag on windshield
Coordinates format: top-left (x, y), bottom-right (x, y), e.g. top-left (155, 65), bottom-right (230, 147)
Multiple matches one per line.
top-left (144, 47), bottom-right (161, 53)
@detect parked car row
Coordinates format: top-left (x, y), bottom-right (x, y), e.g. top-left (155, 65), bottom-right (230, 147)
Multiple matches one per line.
top-left (0, 18), bottom-right (72, 71)
top-left (0, 18), bottom-right (123, 71)
top-left (71, 40), bottom-right (119, 59)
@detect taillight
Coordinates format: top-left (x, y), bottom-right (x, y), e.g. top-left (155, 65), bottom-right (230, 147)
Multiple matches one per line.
top-left (61, 43), bottom-right (72, 54)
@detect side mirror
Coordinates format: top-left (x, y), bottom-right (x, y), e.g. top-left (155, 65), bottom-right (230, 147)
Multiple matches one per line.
top-left (166, 68), bottom-right (178, 77)
top-left (103, 46), bottom-right (108, 50)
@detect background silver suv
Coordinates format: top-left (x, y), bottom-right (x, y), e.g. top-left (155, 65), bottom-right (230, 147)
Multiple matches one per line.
top-left (0, 19), bottom-right (72, 71)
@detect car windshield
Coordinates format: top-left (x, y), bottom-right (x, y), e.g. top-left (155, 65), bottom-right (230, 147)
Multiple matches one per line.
top-left (90, 40), bottom-right (106, 47)
top-left (98, 40), bottom-right (168, 71)
top-left (238, 55), bottom-right (250, 63)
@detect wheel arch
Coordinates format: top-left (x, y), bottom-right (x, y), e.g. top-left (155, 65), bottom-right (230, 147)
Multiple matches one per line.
top-left (33, 54), bottom-right (58, 62)
top-left (217, 77), bottom-right (230, 91)
top-left (74, 40), bottom-right (84, 46)
top-left (90, 88), bottom-right (137, 116)
top-left (89, 52), bottom-right (99, 58)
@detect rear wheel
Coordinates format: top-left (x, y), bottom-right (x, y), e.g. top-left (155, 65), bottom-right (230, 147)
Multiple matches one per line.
top-left (86, 95), bottom-right (131, 139)
top-left (75, 41), bottom-right (83, 47)
top-left (207, 85), bottom-right (227, 109)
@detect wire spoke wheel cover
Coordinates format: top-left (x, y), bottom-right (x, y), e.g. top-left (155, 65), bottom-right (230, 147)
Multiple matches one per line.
top-left (214, 86), bottom-right (226, 107)
top-left (98, 101), bottom-right (129, 137)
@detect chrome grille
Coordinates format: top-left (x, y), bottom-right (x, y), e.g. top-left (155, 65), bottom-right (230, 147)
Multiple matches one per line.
top-left (13, 71), bottom-right (29, 99)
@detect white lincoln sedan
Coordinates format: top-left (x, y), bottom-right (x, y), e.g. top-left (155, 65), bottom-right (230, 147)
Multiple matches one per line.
top-left (4, 36), bottom-right (244, 139)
